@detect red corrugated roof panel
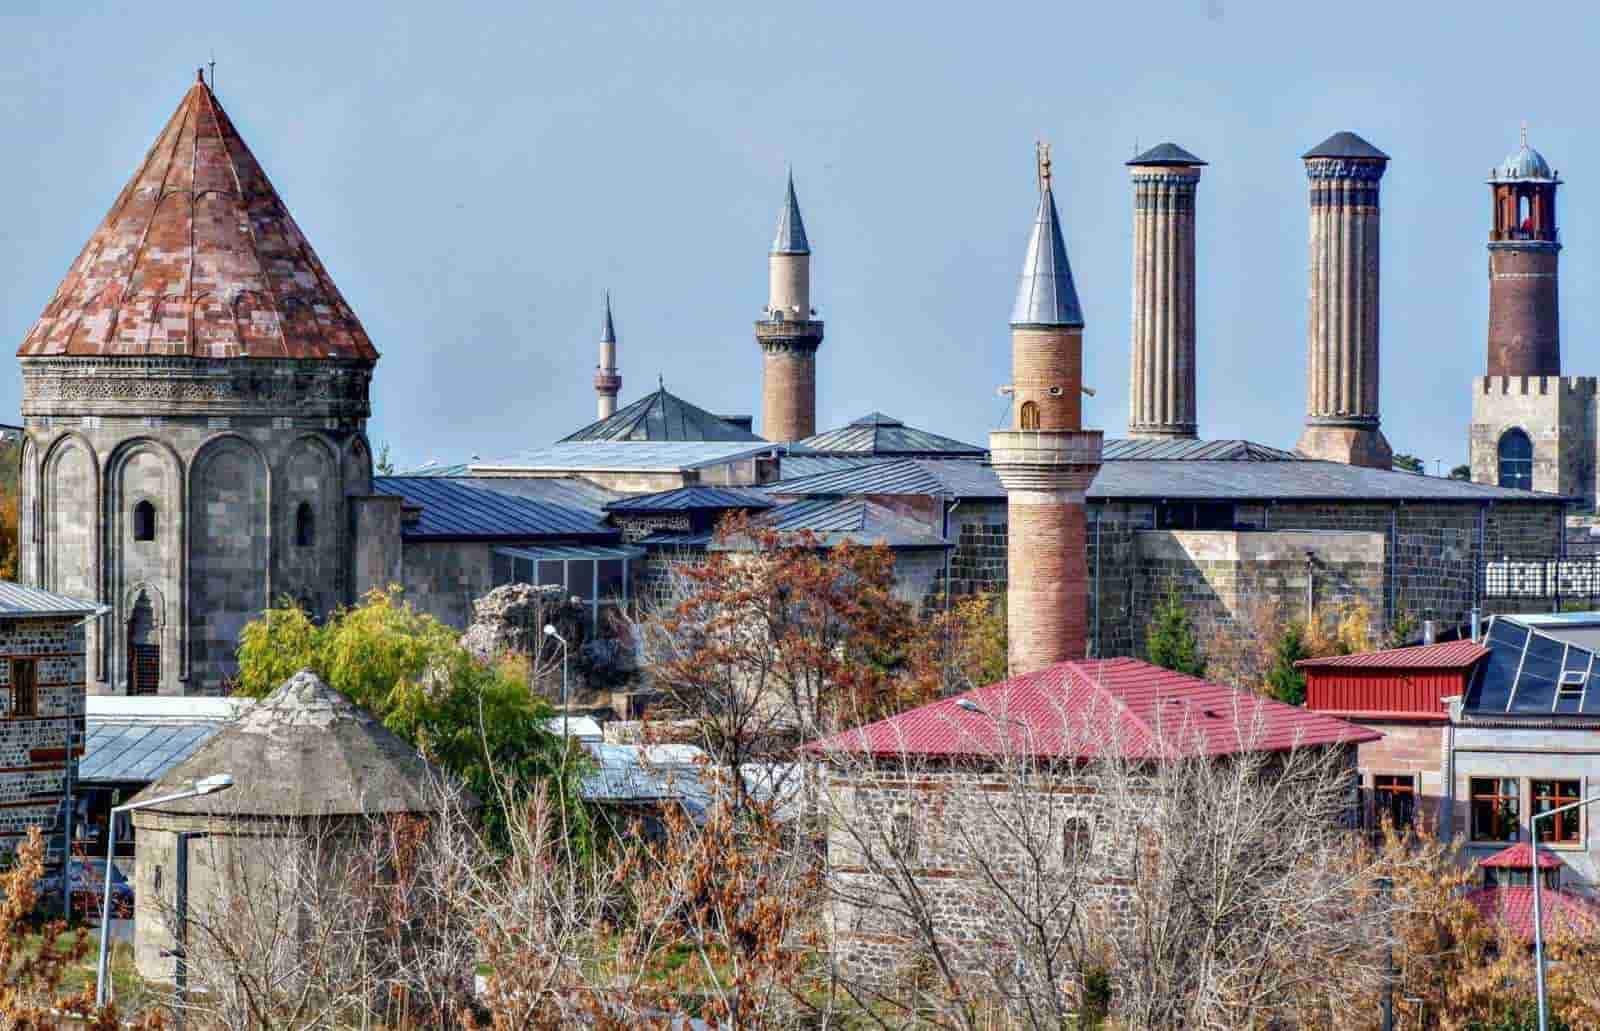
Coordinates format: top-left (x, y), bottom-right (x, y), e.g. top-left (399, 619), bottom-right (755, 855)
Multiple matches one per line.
top-left (807, 657), bottom-right (1380, 761)
top-left (1295, 640), bottom-right (1487, 671)
top-left (1467, 887), bottom-right (1600, 942)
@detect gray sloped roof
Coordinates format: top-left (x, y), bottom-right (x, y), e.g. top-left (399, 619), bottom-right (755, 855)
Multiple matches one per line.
top-left (1100, 438), bottom-right (1300, 461)
top-left (561, 387), bottom-right (766, 443)
top-left (129, 671), bottom-right (466, 817)
top-left (743, 497), bottom-right (949, 549)
top-left (1127, 142), bottom-right (1206, 167)
top-left (770, 458), bottom-right (1005, 500)
top-left (477, 440), bottom-right (774, 474)
top-left (0, 582), bottom-right (103, 618)
top-left (1089, 459), bottom-right (1561, 503)
top-left (771, 172), bottom-right (810, 255)
top-left (80, 720), bottom-right (230, 784)
top-left (775, 454), bottom-right (889, 479)
top-left (789, 412), bottom-right (985, 457)
top-left (373, 477), bottom-right (616, 541)
top-left (1011, 185), bottom-right (1084, 328)
top-left (1303, 131), bottom-right (1389, 161)
top-left (604, 486), bottom-right (774, 513)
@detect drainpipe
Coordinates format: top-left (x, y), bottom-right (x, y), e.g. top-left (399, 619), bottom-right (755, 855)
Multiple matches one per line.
top-left (1093, 510), bottom-right (1103, 658)
top-left (1389, 505), bottom-right (1400, 631)
top-left (941, 494), bottom-right (961, 618)
top-left (1475, 503), bottom-right (1487, 614)
top-left (1305, 549), bottom-right (1316, 624)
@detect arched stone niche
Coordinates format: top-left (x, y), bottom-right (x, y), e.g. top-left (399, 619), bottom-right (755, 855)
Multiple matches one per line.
top-left (188, 435), bottom-right (269, 690)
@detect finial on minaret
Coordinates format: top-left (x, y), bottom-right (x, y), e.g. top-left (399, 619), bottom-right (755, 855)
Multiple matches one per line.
top-left (1521, 121), bottom-right (1528, 147)
top-left (1036, 139), bottom-right (1053, 193)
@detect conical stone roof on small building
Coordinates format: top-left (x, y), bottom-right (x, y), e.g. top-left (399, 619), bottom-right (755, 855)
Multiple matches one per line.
top-left (18, 72), bottom-right (377, 361)
top-left (128, 671), bottom-right (458, 817)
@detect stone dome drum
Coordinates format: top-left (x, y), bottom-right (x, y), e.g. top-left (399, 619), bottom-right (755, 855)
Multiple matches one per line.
top-left (17, 71), bottom-right (377, 362)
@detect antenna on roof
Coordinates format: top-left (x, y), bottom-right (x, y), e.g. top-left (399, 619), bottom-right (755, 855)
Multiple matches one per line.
top-left (658, 373), bottom-right (665, 390)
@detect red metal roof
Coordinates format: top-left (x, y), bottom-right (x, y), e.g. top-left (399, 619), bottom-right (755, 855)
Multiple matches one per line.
top-left (1467, 887), bottom-right (1600, 943)
top-left (1480, 842), bottom-right (1564, 869)
top-left (1295, 640), bottom-right (1487, 671)
top-left (18, 72), bottom-right (377, 362)
top-left (807, 657), bottom-right (1380, 761)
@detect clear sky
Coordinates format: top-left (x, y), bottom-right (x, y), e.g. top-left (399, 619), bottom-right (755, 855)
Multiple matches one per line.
top-left (2, 1), bottom-right (1597, 472)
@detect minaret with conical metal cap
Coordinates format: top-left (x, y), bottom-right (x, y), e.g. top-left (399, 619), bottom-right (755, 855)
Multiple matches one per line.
top-left (1297, 131), bottom-right (1392, 469)
top-left (1127, 143), bottom-right (1205, 439)
top-left (756, 172), bottom-right (824, 442)
top-left (595, 292), bottom-right (622, 420)
top-left (990, 143), bottom-right (1104, 675)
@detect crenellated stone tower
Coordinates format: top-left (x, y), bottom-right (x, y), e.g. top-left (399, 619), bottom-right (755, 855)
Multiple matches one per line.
top-left (1469, 131), bottom-right (1594, 508)
top-left (1127, 143), bottom-right (1205, 439)
top-left (990, 144), bottom-right (1104, 676)
top-left (595, 292), bottom-right (621, 420)
top-left (1296, 131), bottom-right (1392, 469)
top-left (755, 173), bottom-right (823, 442)
top-left (15, 71), bottom-right (377, 696)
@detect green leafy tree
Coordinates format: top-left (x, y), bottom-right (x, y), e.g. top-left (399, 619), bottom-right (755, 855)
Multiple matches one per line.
top-left (375, 440), bottom-right (395, 475)
top-left (1145, 587), bottom-right (1206, 678)
top-left (236, 587), bottom-right (583, 848)
top-left (1265, 620), bottom-right (1310, 705)
top-left (1450, 463), bottom-right (1472, 481)
top-left (1392, 452), bottom-right (1424, 474)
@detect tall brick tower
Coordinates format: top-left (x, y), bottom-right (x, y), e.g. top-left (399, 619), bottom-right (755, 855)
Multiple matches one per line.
top-left (756, 173), bottom-right (823, 442)
top-left (990, 144), bottom-right (1104, 675)
top-left (1296, 132), bottom-right (1392, 469)
top-left (595, 291), bottom-right (621, 420)
top-left (1127, 143), bottom-right (1205, 439)
top-left (1486, 126), bottom-right (1561, 376)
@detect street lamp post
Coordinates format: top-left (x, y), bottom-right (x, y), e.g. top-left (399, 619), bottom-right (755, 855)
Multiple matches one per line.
top-left (544, 624), bottom-right (569, 739)
top-left (95, 773), bottom-right (234, 1010)
top-left (1531, 792), bottom-right (1600, 1031)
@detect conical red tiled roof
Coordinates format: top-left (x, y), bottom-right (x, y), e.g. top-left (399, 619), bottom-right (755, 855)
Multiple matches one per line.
top-left (1480, 842), bottom-right (1564, 869)
top-left (18, 71), bottom-right (377, 362)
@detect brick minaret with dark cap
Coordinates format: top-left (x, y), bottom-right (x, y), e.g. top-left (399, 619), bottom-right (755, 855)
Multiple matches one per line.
top-left (990, 143), bottom-right (1104, 675)
top-left (1127, 143), bottom-right (1205, 439)
top-left (756, 172), bottom-right (823, 442)
top-left (594, 291), bottom-right (622, 420)
top-left (1296, 131), bottom-right (1392, 469)
top-left (1486, 126), bottom-right (1561, 376)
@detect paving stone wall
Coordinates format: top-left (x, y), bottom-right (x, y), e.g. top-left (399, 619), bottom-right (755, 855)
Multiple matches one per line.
top-left (0, 617), bottom-right (86, 852)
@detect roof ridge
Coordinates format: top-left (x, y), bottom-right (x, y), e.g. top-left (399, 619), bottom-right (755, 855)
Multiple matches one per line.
top-left (1061, 659), bottom-right (1167, 755)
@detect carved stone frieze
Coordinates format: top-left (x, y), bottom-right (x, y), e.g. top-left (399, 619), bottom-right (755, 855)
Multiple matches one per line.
top-left (20, 357), bottom-right (373, 419)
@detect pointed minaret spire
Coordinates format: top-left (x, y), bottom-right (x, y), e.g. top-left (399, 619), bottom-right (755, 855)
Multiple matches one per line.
top-left (1011, 146), bottom-right (1084, 328)
top-left (594, 291), bottom-right (621, 420)
top-left (757, 170), bottom-right (824, 442)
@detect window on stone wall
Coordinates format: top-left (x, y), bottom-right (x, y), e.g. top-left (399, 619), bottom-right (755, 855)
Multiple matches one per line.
top-left (1019, 401), bottom-right (1040, 431)
top-left (9, 659), bottom-right (36, 717)
top-left (1498, 429), bottom-right (1533, 491)
top-left (1062, 815), bottom-right (1093, 863)
top-left (1373, 774), bottom-right (1416, 831)
top-left (1471, 777), bottom-right (1521, 842)
top-left (890, 808), bottom-right (917, 862)
top-left (1533, 779), bottom-right (1581, 844)
top-left (295, 502), bottom-right (315, 547)
top-left (132, 500), bottom-right (156, 542)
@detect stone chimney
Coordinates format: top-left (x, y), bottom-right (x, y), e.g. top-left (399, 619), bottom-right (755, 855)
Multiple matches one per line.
top-left (1127, 143), bottom-right (1205, 440)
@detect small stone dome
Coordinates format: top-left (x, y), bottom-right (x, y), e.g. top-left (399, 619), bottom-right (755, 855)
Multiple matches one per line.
top-left (1496, 140), bottom-right (1555, 181)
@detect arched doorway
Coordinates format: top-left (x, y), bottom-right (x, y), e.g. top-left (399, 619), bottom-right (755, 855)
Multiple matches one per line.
top-left (127, 589), bottom-right (160, 696)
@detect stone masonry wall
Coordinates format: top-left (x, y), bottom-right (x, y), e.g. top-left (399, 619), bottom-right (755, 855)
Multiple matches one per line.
top-left (0, 617), bottom-right (87, 852)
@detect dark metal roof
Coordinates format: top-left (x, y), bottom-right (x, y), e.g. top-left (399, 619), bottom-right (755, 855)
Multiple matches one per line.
top-left (605, 486), bottom-right (775, 513)
top-left (399, 461), bottom-right (474, 477)
top-left (775, 454), bottom-right (888, 479)
top-left (81, 720), bottom-right (228, 784)
top-left (1464, 617), bottom-right (1600, 717)
top-left (450, 475), bottom-right (619, 510)
top-left (1011, 185), bottom-right (1084, 327)
top-left (771, 172), bottom-right (810, 255)
top-left (745, 498), bottom-right (949, 549)
top-left (0, 581), bottom-right (103, 618)
top-left (1127, 142), bottom-right (1207, 167)
top-left (789, 412), bottom-right (985, 457)
top-left (560, 387), bottom-right (766, 443)
top-left (1302, 131), bottom-right (1389, 161)
top-left (373, 477), bottom-right (615, 541)
top-left (770, 458), bottom-right (1005, 500)
top-left (478, 440), bottom-right (774, 474)
top-left (1089, 459), bottom-right (1559, 503)
top-left (1100, 438), bottom-right (1300, 461)
top-left (601, 291), bottom-right (616, 344)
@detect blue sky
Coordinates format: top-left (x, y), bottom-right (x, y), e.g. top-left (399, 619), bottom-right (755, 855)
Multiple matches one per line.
top-left (2, 1), bottom-right (1597, 471)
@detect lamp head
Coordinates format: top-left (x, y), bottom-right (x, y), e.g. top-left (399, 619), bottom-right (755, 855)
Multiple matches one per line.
top-left (194, 773), bottom-right (234, 796)
top-left (543, 624), bottom-right (558, 637)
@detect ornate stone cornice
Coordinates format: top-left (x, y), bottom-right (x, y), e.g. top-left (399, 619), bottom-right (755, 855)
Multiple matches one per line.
top-left (989, 429), bottom-right (1104, 492)
top-left (1304, 158), bottom-right (1387, 182)
top-left (754, 320), bottom-right (824, 357)
top-left (19, 356), bottom-right (373, 419)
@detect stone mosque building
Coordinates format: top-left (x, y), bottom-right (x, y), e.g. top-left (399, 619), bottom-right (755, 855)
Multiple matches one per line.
top-left (9, 72), bottom-right (1573, 700)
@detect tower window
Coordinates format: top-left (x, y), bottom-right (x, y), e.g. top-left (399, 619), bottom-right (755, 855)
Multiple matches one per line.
top-left (295, 502), bottom-right (315, 548)
top-left (1020, 401), bottom-right (1041, 431)
top-left (1498, 429), bottom-right (1533, 491)
top-left (132, 500), bottom-right (156, 542)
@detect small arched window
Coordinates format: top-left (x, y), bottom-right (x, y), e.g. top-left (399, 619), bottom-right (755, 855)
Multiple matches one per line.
top-left (1498, 428), bottom-right (1534, 491)
top-left (132, 500), bottom-right (156, 542)
top-left (1020, 401), bottom-right (1041, 431)
top-left (294, 502), bottom-right (315, 547)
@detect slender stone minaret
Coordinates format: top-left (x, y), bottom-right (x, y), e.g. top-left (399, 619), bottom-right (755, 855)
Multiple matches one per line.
top-left (594, 291), bottom-right (621, 420)
top-left (991, 143), bottom-right (1104, 675)
top-left (1127, 143), bottom-right (1205, 439)
top-left (1296, 131), bottom-right (1392, 469)
top-left (1487, 125), bottom-right (1561, 376)
top-left (755, 172), bottom-right (824, 442)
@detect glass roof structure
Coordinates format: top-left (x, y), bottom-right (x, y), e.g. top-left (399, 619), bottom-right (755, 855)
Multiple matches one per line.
top-left (1465, 617), bottom-right (1600, 716)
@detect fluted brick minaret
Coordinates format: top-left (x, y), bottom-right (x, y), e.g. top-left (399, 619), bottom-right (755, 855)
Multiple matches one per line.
top-left (1487, 126), bottom-right (1561, 376)
top-left (1127, 143), bottom-right (1205, 439)
top-left (594, 291), bottom-right (621, 420)
top-left (1296, 131), bottom-right (1392, 469)
top-left (756, 172), bottom-right (824, 442)
top-left (991, 144), bottom-right (1104, 675)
